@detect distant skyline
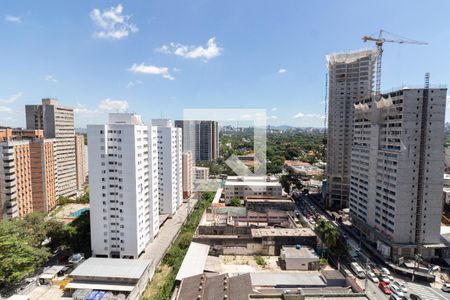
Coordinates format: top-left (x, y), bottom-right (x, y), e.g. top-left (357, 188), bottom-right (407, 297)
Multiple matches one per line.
top-left (1, 0), bottom-right (450, 128)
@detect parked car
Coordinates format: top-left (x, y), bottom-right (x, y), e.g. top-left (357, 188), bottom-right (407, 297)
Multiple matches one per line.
top-left (390, 285), bottom-right (405, 298)
top-left (380, 267), bottom-right (391, 275)
top-left (379, 282), bottom-right (392, 294)
top-left (391, 280), bottom-right (407, 294)
top-left (380, 274), bottom-right (391, 284)
top-left (442, 283), bottom-right (450, 292)
top-left (389, 294), bottom-right (402, 300)
top-left (409, 294), bottom-right (422, 300)
top-left (367, 271), bottom-right (379, 283)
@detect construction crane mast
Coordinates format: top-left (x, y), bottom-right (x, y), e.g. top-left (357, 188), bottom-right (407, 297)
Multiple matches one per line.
top-left (362, 29), bottom-right (427, 96)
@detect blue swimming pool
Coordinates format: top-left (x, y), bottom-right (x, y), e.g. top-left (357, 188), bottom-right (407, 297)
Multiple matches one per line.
top-left (69, 207), bottom-right (90, 218)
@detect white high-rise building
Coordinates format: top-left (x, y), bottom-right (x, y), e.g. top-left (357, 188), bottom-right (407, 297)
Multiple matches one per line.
top-left (325, 50), bottom-right (376, 209)
top-left (350, 87), bottom-right (447, 261)
top-left (88, 113), bottom-right (159, 259)
top-left (152, 119), bottom-right (183, 215)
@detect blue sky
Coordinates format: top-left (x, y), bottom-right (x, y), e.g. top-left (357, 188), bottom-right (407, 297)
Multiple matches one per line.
top-left (1, 0), bottom-right (450, 128)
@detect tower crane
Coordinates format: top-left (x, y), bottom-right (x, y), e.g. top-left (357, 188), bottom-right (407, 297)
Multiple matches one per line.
top-left (362, 29), bottom-right (428, 96)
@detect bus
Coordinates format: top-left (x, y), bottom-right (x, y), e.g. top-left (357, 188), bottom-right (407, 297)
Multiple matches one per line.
top-left (350, 262), bottom-right (366, 279)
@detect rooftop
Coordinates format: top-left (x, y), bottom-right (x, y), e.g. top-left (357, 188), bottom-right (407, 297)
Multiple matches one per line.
top-left (70, 257), bottom-right (151, 280)
top-left (250, 271), bottom-right (326, 287)
top-left (177, 273), bottom-right (253, 300)
top-left (251, 228), bottom-right (315, 238)
top-left (281, 246), bottom-right (319, 259)
top-left (176, 242), bottom-right (210, 282)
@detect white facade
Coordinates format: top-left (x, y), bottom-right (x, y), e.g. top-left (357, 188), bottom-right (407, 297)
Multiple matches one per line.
top-left (350, 88), bottom-right (447, 260)
top-left (223, 176), bottom-right (283, 202)
top-left (152, 119), bottom-right (183, 215)
top-left (193, 166), bottom-right (209, 181)
top-left (326, 50), bottom-right (376, 209)
top-left (88, 113), bottom-right (159, 259)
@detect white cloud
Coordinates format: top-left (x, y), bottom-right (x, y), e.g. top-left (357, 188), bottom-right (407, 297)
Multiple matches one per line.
top-left (268, 115), bottom-right (278, 120)
top-left (44, 75), bottom-right (58, 83)
top-left (278, 68), bottom-right (287, 74)
top-left (293, 112), bottom-right (325, 119)
top-left (74, 99), bottom-right (129, 117)
top-left (157, 37), bottom-right (222, 60)
top-left (126, 80), bottom-right (143, 88)
top-left (98, 99), bottom-right (129, 112)
top-left (271, 107), bottom-right (278, 112)
top-left (90, 4), bottom-right (138, 40)
top-left (4, 15), bottom-right (21, 23)
top-left (0, 106), bottom-right (12, 112)
top-left (0, 92), bottom-right (22, 104)
top-left (128, 63), bottom-right (174, 80)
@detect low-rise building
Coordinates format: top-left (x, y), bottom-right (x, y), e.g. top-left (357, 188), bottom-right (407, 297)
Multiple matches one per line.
top-left (223, 176), bottom-right (282, 202)
top-left (65, 258), bottom-right (154, 300)
top-left (280, 245), bottom-right (320, 270)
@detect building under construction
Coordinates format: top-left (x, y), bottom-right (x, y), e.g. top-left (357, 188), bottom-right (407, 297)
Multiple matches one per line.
top-left (325, 49), bottom-right (376, 209)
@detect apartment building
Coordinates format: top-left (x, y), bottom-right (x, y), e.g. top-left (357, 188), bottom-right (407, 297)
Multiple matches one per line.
top-left (182, 151), bottom-right (193, 199)
top-left (75, 134), bottom-right (87, 190)
top-left (193, 166), bottom-right (209, 181)
top-left (0, 129), bottom-right (56, 218)
top-left (0, 129), bottom-right (32, 218)
top-left (325, 49), bottom-right (376, 209)
top-left (26, 99), bottom-right (77, 197)
top-left (88, 113), bottom-right (159, 259)
top-left (174, 120), bottom-right (219, 162)
top-left (152, 119), bottom-right (182, 215)
top-left (350, 87), bottom-right (447, 260)
top-left (29, 138), bottom-right (57, 212)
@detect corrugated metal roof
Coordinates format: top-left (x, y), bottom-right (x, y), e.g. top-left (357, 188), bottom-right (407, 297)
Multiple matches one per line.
top-left (70, 258), bottom-right (151, 279)
top-left (176, 242), bottom-right (210, 281)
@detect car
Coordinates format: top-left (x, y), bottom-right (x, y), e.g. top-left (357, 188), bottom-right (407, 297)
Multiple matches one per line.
top-left (379, 282), bottom-right (392, 294)
top-left (409, 294), bottom-right (422, 300)
top-left (342, 233), bottom-right (348, 239)
top-left (380, 274), bottom-right (391, 284)
top-left (367, 271), bottom-right (379, 283)
top-left (389, 294), bottom-right (402, 300)
top-left (380, 267), bottom-right (391, 275)
top-left (391, 281), bottom-right (407, 294)
top-left (442, 283), bottom-right (450, 292)
top-left (390, 285), bottom-right (405, 297)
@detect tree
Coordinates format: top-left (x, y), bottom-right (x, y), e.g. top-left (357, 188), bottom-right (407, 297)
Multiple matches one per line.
top-left (279, 175), bottom-right (291, 194)
top-left (22, 212), bottom-right (48, 247)
top-left (45, 220), bottom-right (68, 252)
top-left (229, 198), bottom-right (241, 207)
top-left (65, 211), bottom-right (91, 257)
top-left (0, 220), bottom-right (49, 286)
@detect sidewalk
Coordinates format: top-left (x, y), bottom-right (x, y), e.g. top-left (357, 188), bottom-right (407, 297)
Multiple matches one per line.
top-left (139, 198), bottom-right (198, 268)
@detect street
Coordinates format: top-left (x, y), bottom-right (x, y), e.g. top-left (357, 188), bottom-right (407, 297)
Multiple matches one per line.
top-left (293, 192), bottom-right (450, 300)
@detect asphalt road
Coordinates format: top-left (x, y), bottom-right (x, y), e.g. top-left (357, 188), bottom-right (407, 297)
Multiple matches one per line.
top-left (294, 192), bottom-right (450, 300)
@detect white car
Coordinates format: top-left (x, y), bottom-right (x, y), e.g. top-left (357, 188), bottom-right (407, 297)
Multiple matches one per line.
top-left (367, 271), bottom-right (379, 283)
top-left (380, 275), bottom-right (391, 284)
top-left (391, 281), bottom-right (407, 294)
top-left (380, 267), bottom-right (391, 275)
top-left (390, 285), bottom-right (405, 297)
top-left (442, 283), bottom-right (450, 292)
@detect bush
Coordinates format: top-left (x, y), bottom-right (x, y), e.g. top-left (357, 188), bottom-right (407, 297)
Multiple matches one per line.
top-left (254, 255), bottom-right (266, 267)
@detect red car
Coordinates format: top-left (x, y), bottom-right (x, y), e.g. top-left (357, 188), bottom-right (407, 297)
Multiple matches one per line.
top-left (379, 282), bottom-right (392, 294)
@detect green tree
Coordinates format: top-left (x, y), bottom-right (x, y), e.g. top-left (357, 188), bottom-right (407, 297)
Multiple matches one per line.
top-left (229, 198), bottom-right (241, 207)
top-left (65, 211), bottom-right (91, 256)
top-left (22, 212), bottom-right (48, 247)
top-left (0, 220), bottom-right (50, 286)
